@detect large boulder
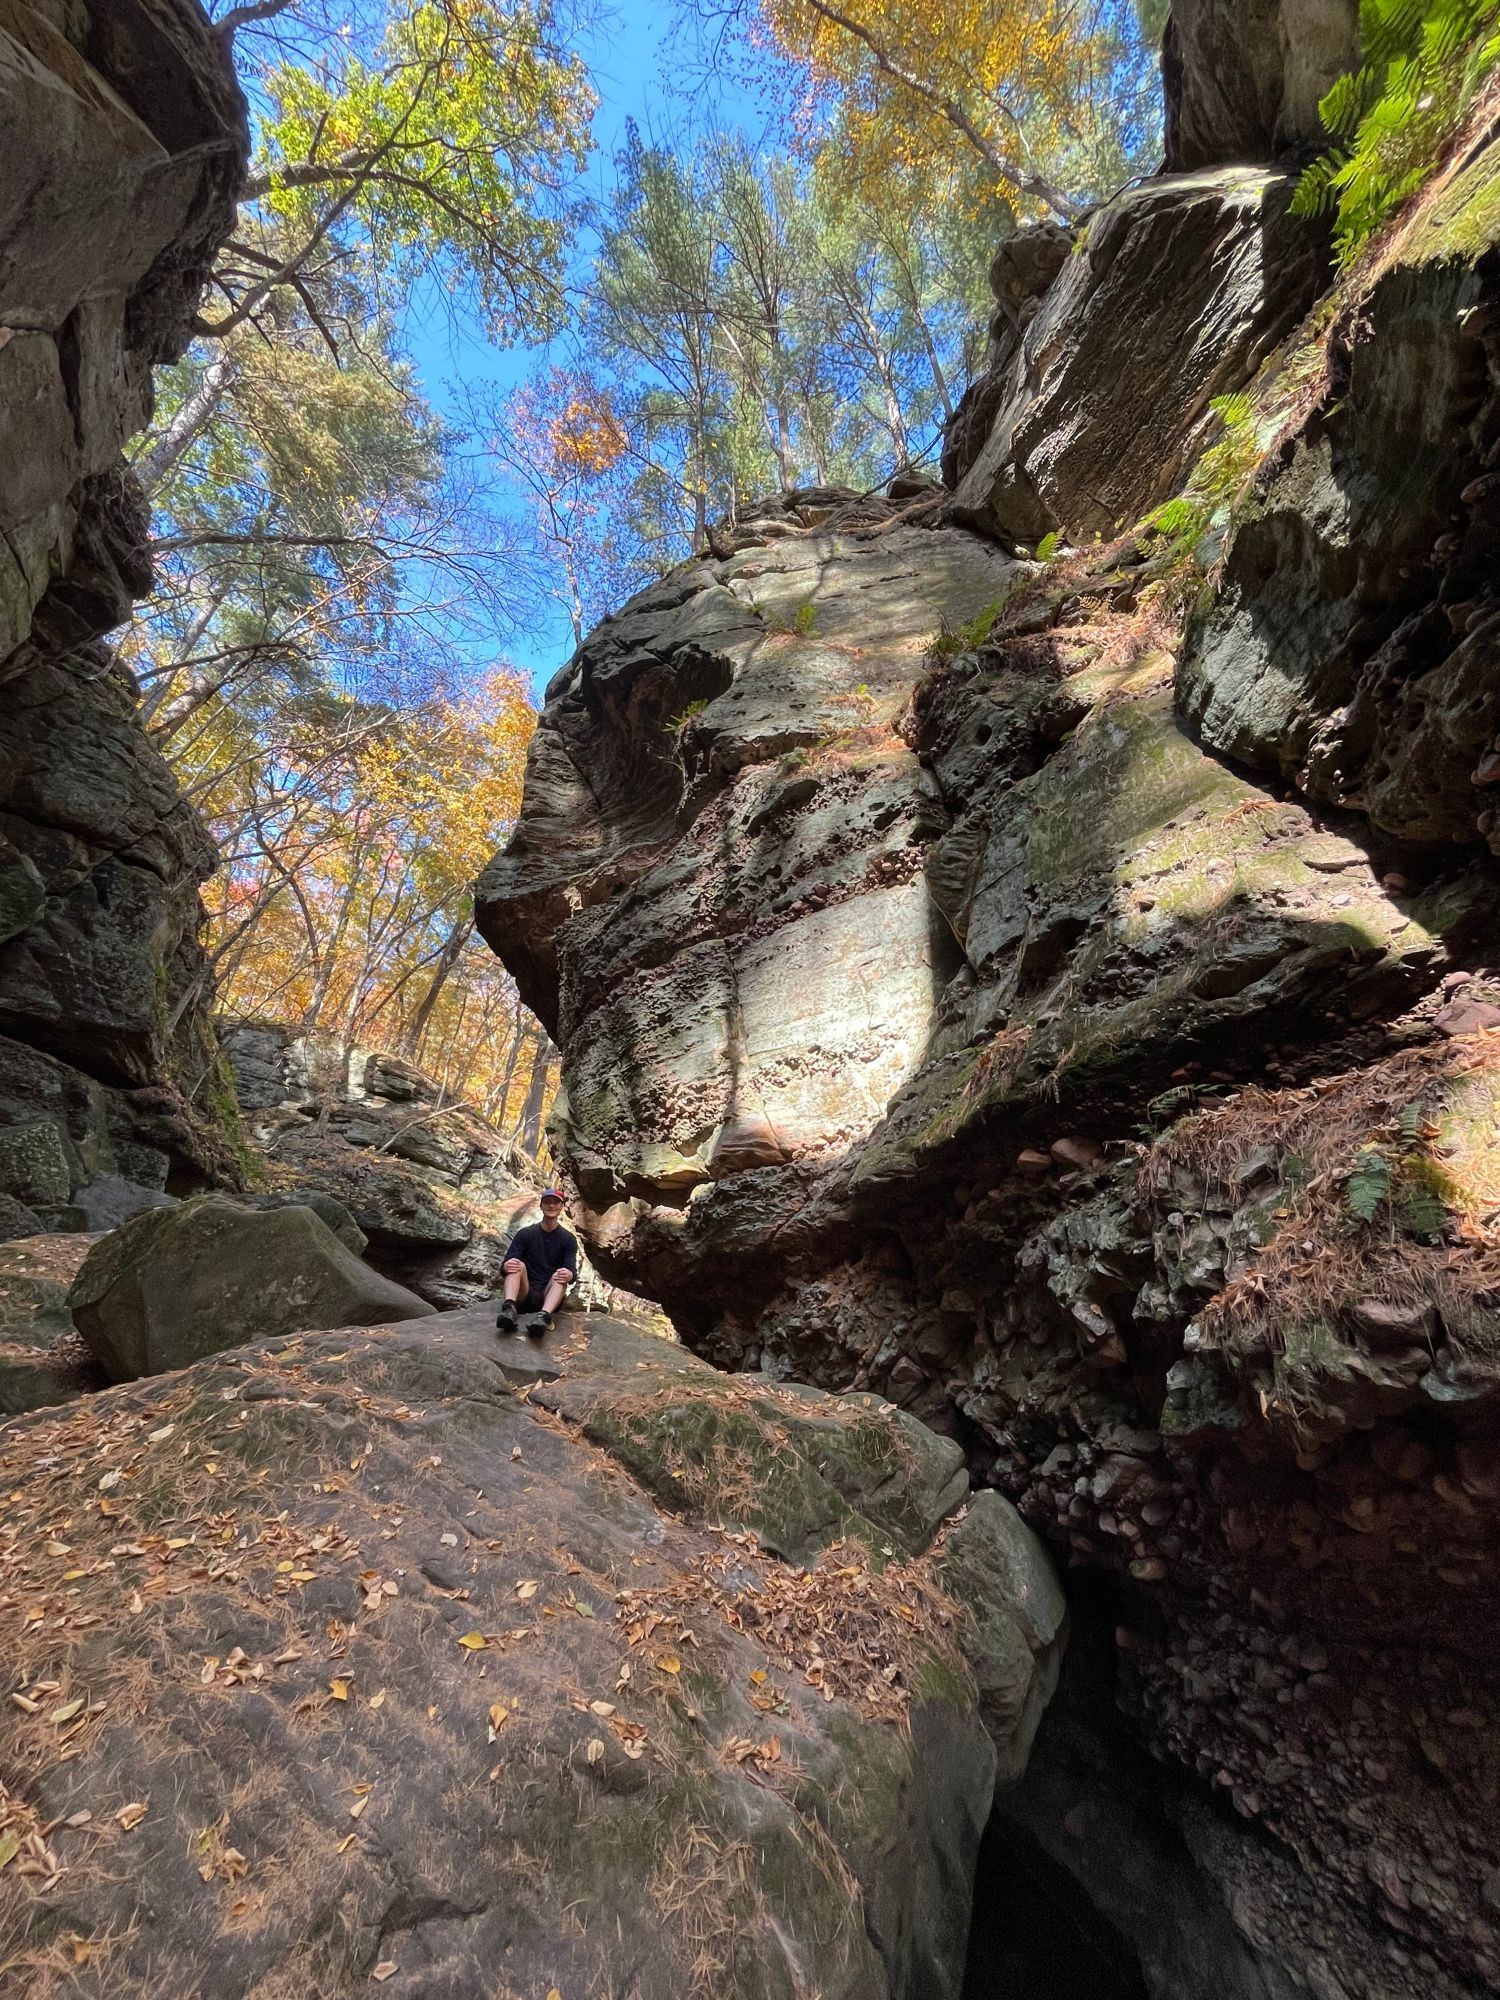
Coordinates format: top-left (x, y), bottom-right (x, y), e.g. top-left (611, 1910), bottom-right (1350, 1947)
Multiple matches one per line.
top-left (0, 1307), bottom-right (1063, 1999)
top-left (1162, 0), bottom-right (1362, 171)
top-left (0, 1), bottom-right (247, 1200)
top-left (949, 168), bottom-right (1329, 546)
top-left (477, 493), bottom-right (1016, 1217)
top-left (67, 1195), bottom-right (434, 1381)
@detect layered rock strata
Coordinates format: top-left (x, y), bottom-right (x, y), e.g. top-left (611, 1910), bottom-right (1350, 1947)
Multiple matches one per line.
top-left (0, 0), bottom-right (246, 1219)
top-left (483, 124), bottom-right (1500, 2000)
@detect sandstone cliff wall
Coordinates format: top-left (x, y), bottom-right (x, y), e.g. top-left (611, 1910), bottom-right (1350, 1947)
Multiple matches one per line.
top-left (481, 9), bottom-right (1500, 1994)
top-left (0, 1), bottom-right (246, 1231)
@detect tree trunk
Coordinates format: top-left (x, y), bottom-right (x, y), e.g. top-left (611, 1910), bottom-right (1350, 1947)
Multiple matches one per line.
top-left (400, 915), bottom-right (473, 1060)
top-left (517, 1033), bottom-right (553, 1158)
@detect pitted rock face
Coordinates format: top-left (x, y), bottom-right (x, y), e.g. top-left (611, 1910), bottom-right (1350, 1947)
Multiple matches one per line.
top-left (479, 497), bottom-right (1016, 1251)
top-left (0, 1), bottom-right (246, 1218)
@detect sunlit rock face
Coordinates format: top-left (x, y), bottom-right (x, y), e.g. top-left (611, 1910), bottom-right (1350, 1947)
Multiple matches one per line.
top-left (479, 493), bottom-right (1017, 1309)
top-left (948, 167), bottom-right (1329, 546)
top-left (0, 1), bottom-right (247, 1215)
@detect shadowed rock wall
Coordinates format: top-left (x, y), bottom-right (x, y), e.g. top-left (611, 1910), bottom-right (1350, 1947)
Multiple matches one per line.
top-left (481, 25), bottom-right (1500, 1994)
top-left (0, 0), bottom-right (246, 1229)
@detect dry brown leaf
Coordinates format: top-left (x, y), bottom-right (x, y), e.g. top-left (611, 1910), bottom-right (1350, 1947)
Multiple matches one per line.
top-left (656, 1655), bottom-right (680, 1675)
top-left (515, 1580), bottom-right (539, 1602)
top-left (457, 1632), bottom-right (487, 1652)
top-left (116, 1802), bottom-right (147, 1830)
top-left (372, 1961), bottom-right (397, 1982)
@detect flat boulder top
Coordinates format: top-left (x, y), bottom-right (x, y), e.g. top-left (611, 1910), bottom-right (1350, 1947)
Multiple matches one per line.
top-left (0, 1309), bottom-right (1060, 2000)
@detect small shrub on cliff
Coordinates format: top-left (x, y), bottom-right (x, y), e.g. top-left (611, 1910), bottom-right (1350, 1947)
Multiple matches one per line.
top-left (1292, 0), bottom-right (1500, 266)
top-left (1142, 392), bottom-right (1260, 573)
top-left (926, 596), bottom-right (1008, 666)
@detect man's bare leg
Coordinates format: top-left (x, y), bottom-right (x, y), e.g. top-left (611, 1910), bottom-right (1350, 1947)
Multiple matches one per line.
top-left (496, 1258), bottom-right (530, 1333)
top-left (526, 1270), bottom-right (572, 1335)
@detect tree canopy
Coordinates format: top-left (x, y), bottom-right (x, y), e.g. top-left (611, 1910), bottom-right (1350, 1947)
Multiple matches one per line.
top-left (123, 0), bottom-right (1170, 1140)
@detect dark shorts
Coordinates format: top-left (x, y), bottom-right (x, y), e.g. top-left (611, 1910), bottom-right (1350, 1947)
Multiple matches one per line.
top-left (515, 1264), bottom-right (567, 1304)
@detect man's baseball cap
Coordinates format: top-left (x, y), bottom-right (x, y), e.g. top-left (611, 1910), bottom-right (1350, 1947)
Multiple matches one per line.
top-left (539, 1188), bottom-right (565, 1202)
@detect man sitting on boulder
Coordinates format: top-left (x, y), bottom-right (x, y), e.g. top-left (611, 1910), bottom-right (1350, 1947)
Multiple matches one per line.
top-left (496, 1189), bottom-right (578, 1336)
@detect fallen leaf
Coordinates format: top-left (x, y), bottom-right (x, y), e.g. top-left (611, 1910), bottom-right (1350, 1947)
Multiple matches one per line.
top-left (439, 1532), bottom-right (457, 1547)
top-left (749, 1669), bottom-right (768, 1686)
top-left (487, 1703), bottom-right (511, 1733)
top-left (515, 1581), bottom-right (539, 1602)
top-left (336, 1833), bottom-right (357, 1855)
top-left (348, 1797), bottom-right (368, 1820)
top-left (657, 1655), bottom-right (681, 1675)
top-left (9, 1692), bottom-right (39, 1714)
top-left (64, 1811), bottom-right (92, 1828)
top-left (116, 1802), bottom-right (148, 1830)
top-left (0, 1833), bottom-right (19, 1872)
top-left (588, 1700), bottom-right (615, 1717)
top-left (368, 1691), bottom-right (386, 1710)
top-left (372, 1961), bottom-right (397, 1982)
top-left (51, 1697), bottom-right (85, 1724)
top-left (586, 1738), bottom-right (605, 1765)
top-left (510, 1447), bottom-right (522, 1461)
top-left (457, 1632), bottom-right (487, 1652)
top-left (330, 1679), bottom-right (350, 1701)
top-left (547, 1988), bottom-right (563, 2000)
top-left (98, 1471), bottom-right (121, 1492)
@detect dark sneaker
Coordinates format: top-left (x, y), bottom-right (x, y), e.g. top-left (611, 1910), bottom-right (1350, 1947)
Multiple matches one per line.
top-left (526, 1308), bottom-right (553, 1338)
top-left (495, 1300), bottom-right (519, 1334)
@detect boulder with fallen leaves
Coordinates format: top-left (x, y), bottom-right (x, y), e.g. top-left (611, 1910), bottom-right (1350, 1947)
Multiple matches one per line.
top-left (0, 1309), bottom-right (1062, 1998)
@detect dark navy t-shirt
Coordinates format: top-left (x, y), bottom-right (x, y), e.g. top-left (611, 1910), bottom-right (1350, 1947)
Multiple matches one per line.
top-left (505, 1221), bottom-right (579, 1294)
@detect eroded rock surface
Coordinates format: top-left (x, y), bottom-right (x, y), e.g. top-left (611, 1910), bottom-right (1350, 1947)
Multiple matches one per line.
top-left (482, 126), bottom-right (1500, 2000)
top-left (1162, 0), bottom-right (1362, 170)
top-left (0, 0), bottom-right (246, 1213)
top-left (949, 168), bottom-right (1329, 545)
top-left (0, 1309), bottom-right (1061, 1999)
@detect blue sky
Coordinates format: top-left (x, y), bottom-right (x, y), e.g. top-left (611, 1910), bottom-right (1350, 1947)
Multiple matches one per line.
top-left (402, 4), bottom-right (777, 697)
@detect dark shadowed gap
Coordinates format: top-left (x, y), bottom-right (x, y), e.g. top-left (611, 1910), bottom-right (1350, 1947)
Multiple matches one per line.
top-left (962, 1812), bottom-right (1151, 2000)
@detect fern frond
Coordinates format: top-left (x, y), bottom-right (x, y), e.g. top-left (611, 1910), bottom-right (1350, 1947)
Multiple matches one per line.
top-left (1319, 65), bottom-right (1384, 139)
top-left (1346, 1146), bottom-right (1394, 1222)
